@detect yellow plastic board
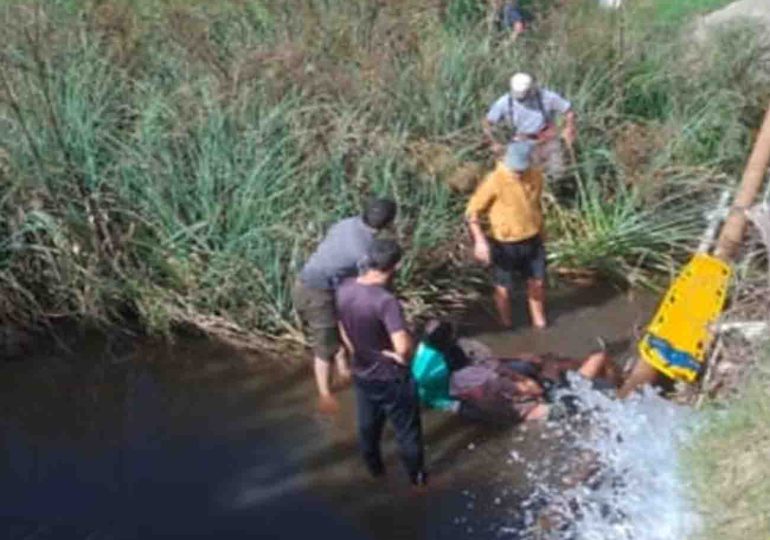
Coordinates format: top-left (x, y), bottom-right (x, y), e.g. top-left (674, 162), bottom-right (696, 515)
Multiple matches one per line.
top-left (639, 253), bottom-right (732, 382)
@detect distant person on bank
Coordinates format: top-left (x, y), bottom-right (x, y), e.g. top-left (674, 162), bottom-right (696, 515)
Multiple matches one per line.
top-left (293, 198), bottom-right (397, 413)
top-left (483, 72), bottom-right (576, 178)
top-left (487, 0), bottom-right (531, 42)
top-left (466, 141), bottom-right (548, 329)
top-left (336, 239), bottom-right (427, 487)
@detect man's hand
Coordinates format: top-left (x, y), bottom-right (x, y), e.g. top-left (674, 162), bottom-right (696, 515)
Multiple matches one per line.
top-left (538, 124), bottom-right (558, 142)
top-left (317, 393), bottom-right (340, 414)
top-left (491, 142), bottom-right (505, 158)
top-left (473, 240), bottom-right (492, 266)
top-left (382, 349), bottom-right (407, 365)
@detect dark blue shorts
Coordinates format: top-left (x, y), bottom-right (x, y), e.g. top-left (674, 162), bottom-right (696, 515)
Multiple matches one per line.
top-left (491, 235), bottom-right (546, 287)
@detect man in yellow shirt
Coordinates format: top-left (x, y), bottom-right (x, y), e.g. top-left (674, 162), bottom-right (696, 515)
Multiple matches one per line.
top-left (466, 141), bottom-right (547, 329)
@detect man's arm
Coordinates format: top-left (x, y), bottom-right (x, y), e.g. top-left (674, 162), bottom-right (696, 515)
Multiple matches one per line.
top-left (467, 217), bottom-right (492, 266)
top-left (563, 109), bottom-right (576, 146)
top-left (543, 89), bottom-right (576, 145)
top-left (380, 296), bottom-right (413, 365)
top-left (339, 322), bottom-right (354, 355)
top-left (482, 118), bottom-right (505, 157)
top-left (483, 97), bottom-right (508, 157)
top-left (387, 329), bottom-right (413, 366)
top-left (465, 175), bottom-right (497, 266)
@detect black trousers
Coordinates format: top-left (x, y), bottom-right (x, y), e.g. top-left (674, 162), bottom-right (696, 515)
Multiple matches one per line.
top-left (353, 376), bottom-right (425, 483)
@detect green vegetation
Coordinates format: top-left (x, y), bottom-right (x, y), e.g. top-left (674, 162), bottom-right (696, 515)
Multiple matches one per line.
top-left (648, 0), bottom-right (734, 25)
top-left (0, 0), bottom-right (767, 341)
top-left (685, 345), bottom-right (770, 539)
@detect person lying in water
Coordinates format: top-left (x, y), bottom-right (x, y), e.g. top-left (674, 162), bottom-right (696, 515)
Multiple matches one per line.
top-left (410, 320), bottom-right (621, 423)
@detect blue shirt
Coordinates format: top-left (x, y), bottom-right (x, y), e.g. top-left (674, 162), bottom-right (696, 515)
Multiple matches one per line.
top-left (486, 89), bottom-right (571, 136)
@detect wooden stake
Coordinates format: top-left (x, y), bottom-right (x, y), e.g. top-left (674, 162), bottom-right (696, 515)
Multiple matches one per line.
top-left (714, 103), bottom-right (770, 262)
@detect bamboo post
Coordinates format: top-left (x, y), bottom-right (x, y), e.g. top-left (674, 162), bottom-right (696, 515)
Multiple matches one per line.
top-left (713, 103), bottom-right (770, 262)
top-left (619, 103), bottom-right (770, 399)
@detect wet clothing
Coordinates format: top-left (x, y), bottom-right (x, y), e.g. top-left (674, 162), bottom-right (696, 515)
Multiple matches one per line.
top-left (492, 234), bottom-right (547, 286)
top-left (449, 359), bottom-right (543, 422)
top-left (486, 89), bottom-right (571, 139)
top-left (299, 216), bottom-right (374, 290)
top-left (292, 280), bottom-right (339, 360)
top-left (410, 343), bottom-right (459, 412)
top-left (354, 376), bottom-right (424, 482)
top-left (336, 279), bottom-right (408, 381)
top-left (465, 162), bottom-right (544, 243)
top-left (412, 339), bottom-right (595, 424)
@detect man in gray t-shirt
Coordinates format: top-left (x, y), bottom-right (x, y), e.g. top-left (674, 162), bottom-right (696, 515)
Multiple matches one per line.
top-left (483, 72), bottom-right (576, 178)
top-left (292, 198), bottom-right (397, 412)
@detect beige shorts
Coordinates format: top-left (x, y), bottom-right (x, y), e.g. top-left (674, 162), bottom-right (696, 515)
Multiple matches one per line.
top-left (292, 279), bottom-right (340, 361)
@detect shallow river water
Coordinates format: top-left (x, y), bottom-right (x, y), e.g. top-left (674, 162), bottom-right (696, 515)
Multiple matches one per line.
top-left (1, 285), bottom-right (698, 539)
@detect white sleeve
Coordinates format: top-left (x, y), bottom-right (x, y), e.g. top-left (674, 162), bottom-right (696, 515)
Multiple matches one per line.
top-left (486, 95), bottom-right (510, 124)
top-left (542, 88), bottom-right (571, 115)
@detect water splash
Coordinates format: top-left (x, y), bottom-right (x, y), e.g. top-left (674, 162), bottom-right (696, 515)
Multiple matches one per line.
top-left (505, 374), bottom-right (701, 539)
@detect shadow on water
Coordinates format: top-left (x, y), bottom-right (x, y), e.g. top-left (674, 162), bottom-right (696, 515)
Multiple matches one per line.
top-left (0, 284), bottom-right (657, 539)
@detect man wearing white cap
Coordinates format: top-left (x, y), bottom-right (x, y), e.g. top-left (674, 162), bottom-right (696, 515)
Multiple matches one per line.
top-left (483, 73), bottom-right (576, 178)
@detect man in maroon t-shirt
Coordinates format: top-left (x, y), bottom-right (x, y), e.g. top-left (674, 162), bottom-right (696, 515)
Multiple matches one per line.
top-left (336, 239), bottom-right (427, 486)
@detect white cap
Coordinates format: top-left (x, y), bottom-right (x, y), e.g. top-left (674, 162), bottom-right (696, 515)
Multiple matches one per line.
top-left (510, 72), bottom-right (533, 100)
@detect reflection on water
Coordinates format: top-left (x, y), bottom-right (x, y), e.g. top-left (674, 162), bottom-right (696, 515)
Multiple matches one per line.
top-left (1, 286), bottom-right (671, 539)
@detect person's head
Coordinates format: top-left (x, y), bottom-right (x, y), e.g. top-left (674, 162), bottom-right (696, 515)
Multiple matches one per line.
top-left (422, 319), bottom-right (455, 352)
top-left (363, 238), bottom-right (402, 280)
top-left (510, 72), bottom-right (534, 101)
top-left (504, 140), bottom-right (535, 172)
top-left (362, 197), bottom-right (397, 230)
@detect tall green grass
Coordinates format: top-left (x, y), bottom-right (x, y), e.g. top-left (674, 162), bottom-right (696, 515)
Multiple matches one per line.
top-left (0, 0), bottom-right (766, 340)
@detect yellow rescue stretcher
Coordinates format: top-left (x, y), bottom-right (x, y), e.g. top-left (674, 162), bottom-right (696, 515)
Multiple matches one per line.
top-left (638, 253), bottom-right (732, 382)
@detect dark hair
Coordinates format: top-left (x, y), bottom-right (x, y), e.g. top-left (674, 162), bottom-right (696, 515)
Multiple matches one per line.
top-left (423, 319), bottom-right (455, 350)
top-left (362, 197), bottom-right (397, 230)
top-left (366, 238), bottom-right (402, 272)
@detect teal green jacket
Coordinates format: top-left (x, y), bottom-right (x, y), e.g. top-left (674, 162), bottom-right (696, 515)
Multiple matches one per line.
top-left (410, 342), bottom-right (459, 411)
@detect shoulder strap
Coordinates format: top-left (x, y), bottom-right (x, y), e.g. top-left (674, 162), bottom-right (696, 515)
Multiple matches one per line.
top-left (535, 89), bottom-right (553, 126)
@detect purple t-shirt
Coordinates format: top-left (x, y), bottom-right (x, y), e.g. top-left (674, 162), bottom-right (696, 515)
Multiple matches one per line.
top-left (335, 279), bottom-right (409, 381)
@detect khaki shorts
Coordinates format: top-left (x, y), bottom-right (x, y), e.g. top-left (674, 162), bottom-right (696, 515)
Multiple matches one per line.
top-left (292, 279), bottom-right (340, 361)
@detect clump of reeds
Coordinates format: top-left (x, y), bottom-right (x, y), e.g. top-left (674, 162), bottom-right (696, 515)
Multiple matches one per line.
top-left (0, 0), bottom-right (767, 344)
